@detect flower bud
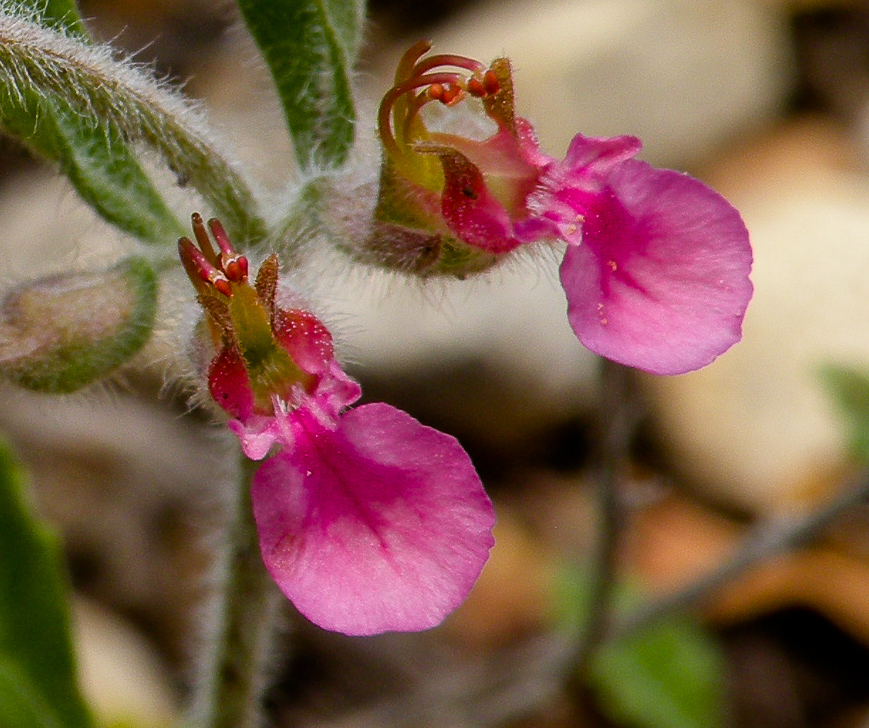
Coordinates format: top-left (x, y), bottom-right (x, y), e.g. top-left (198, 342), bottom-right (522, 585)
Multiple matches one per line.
top-left (0, 257), bottom-right (157, 392)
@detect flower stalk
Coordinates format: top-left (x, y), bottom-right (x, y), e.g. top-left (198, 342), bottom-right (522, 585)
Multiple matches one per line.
top-left (194, 454), bottom-right (282, 728)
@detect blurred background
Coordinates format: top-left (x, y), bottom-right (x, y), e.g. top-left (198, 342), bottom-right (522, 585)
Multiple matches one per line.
top-left (4, 0), bottom-right (869, 726)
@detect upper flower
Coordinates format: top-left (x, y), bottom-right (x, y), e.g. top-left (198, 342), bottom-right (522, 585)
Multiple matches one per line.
top-left (364, 43), bottom-right (753, 375)
top-left (179, 215), bottom-right (495, 635)
top-left (371, 40), bottom-right (549, 276)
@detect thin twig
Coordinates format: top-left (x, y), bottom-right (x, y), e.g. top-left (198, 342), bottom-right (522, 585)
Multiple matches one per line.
top-left (313, 467), bottom-right (869, 728)
top-left (610, 466), bottom-right (869, 641)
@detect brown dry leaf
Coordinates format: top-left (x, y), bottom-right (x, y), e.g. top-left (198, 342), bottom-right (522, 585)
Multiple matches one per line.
top-left (629, 494), bottom-right (869, 647)
top-left (443, 508), bottom-right (557, 650)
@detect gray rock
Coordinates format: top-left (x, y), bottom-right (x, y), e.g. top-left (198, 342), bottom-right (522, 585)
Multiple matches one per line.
top-left (646, 119), bottom-right (869, 514)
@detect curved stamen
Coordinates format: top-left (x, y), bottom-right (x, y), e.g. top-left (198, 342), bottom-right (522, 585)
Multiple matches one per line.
top-left (401, 88), bottom-right (432, 141)
top-left (178, 237), bottom-right (232, 296)
top-left (179, 214), bottom-right (250, 296)
top-left (208, 217), bottom-right (249, 283)
top-left (379, 71), bottom-right (481, 159)
top-left (191, 212), bottom-right (218, 265)
top-left (393, 40), bottom-right (432, 85)
top-left (412, 53), bottom-right (485, 78)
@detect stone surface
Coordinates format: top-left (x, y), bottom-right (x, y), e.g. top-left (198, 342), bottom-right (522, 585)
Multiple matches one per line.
top-left (645, 117), bottom-right (869, 514)
top-left (323, 262), bottom-right (601, 423)
top-left (73, 596), bottom-right (179, 728)
top-left (369, 0), bottom-right (794, 167)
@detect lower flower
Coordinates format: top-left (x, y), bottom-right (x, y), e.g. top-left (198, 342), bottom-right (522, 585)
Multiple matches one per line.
top-left (178, 214), bottom-right (495, 635)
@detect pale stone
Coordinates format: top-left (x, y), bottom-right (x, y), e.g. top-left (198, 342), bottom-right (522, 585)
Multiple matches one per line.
top-left (73, 596), bottom-right (178, 728)
top-left (373, 0), bottom-right (794, 167)
top-left (645, 118), bottom-right (869, 515)
top-left (323, 261), bottom-right (601, 421)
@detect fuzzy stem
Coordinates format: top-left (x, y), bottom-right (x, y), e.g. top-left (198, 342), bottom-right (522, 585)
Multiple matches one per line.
top-left (0, 12), bottom-right (268, 245)
top-left (195, 455), bottom-right (282, 728)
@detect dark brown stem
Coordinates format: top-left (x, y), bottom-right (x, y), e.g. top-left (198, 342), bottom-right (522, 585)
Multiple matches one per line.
top-left (611, 466), bottom-right (869, 641)
top-left (572, 359), bottom-right (644, 677)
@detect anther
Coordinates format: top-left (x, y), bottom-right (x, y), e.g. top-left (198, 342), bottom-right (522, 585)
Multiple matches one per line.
top-left (466, 77), bottom-right (486, 97)
top-left (483, 70), bottom-right (500, 95)
top-left (439, 83), bottom-right (463, 106)
top-left (427, 83), bottom-right (445, 102)
top-left (206, 218), bottom-right (249, 283)
top-left (178, 237), bottom-right (234, 297)
top-left (223, 256), bottom-right (249, 283)
top-left (212, 276), bottom-right (232, 297)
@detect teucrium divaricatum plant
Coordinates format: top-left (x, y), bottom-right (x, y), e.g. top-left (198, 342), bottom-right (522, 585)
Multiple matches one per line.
top-left (0, 0), bottom-right (756, 725)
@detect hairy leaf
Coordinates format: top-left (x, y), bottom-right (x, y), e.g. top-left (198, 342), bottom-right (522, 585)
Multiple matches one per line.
top-left (9, 0), bottom-right (86, 35)
top-left (0, 13), bottom-right (266, 245)
top-left (2, 0), bottom-right (183, 244)
top-left (236, 0), bottom-right (365, 170)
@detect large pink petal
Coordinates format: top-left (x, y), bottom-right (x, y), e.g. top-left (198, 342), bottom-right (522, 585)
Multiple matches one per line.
top-left (559, 160), bottom-right (752, 374)
top-left (250, 403), bottom-right (495, 635)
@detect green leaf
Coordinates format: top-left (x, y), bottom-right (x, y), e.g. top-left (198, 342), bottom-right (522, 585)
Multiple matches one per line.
top-left (553, 565), bottom-right (725, 728)
top-left (1, 0), bottom-right (183, 244)
top-left (0, 655), bottom-right (68, 728)
top-left (818, 363), bottom-right (869, 463)
top-left (48, 109), bottom-right (184, 243)
top-left (590, 617), bottom-right (725, 728)
top-left (236, 0), bottom-right (364, 170)
top-left (0, 441), bottom-right (94, 728)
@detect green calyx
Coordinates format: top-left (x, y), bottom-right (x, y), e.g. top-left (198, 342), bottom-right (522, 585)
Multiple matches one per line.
top-left (0, 257), bottom-right (157, 392)
top-left (225, 283), bottom-right (311, 412)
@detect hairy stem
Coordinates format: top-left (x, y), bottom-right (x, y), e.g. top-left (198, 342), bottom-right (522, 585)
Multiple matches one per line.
top-left (0, 12), bottom-right (268, 245)
top-left (194, 455), bottom-right (282, 728)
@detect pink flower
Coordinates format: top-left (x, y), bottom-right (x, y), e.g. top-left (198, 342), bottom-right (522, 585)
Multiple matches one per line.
top-left (531, 134), bottom-right (753, 375)
top-left (179, 214), bottom-right (495, 635)
top-left (368, 42), bottom-right (753, 375)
